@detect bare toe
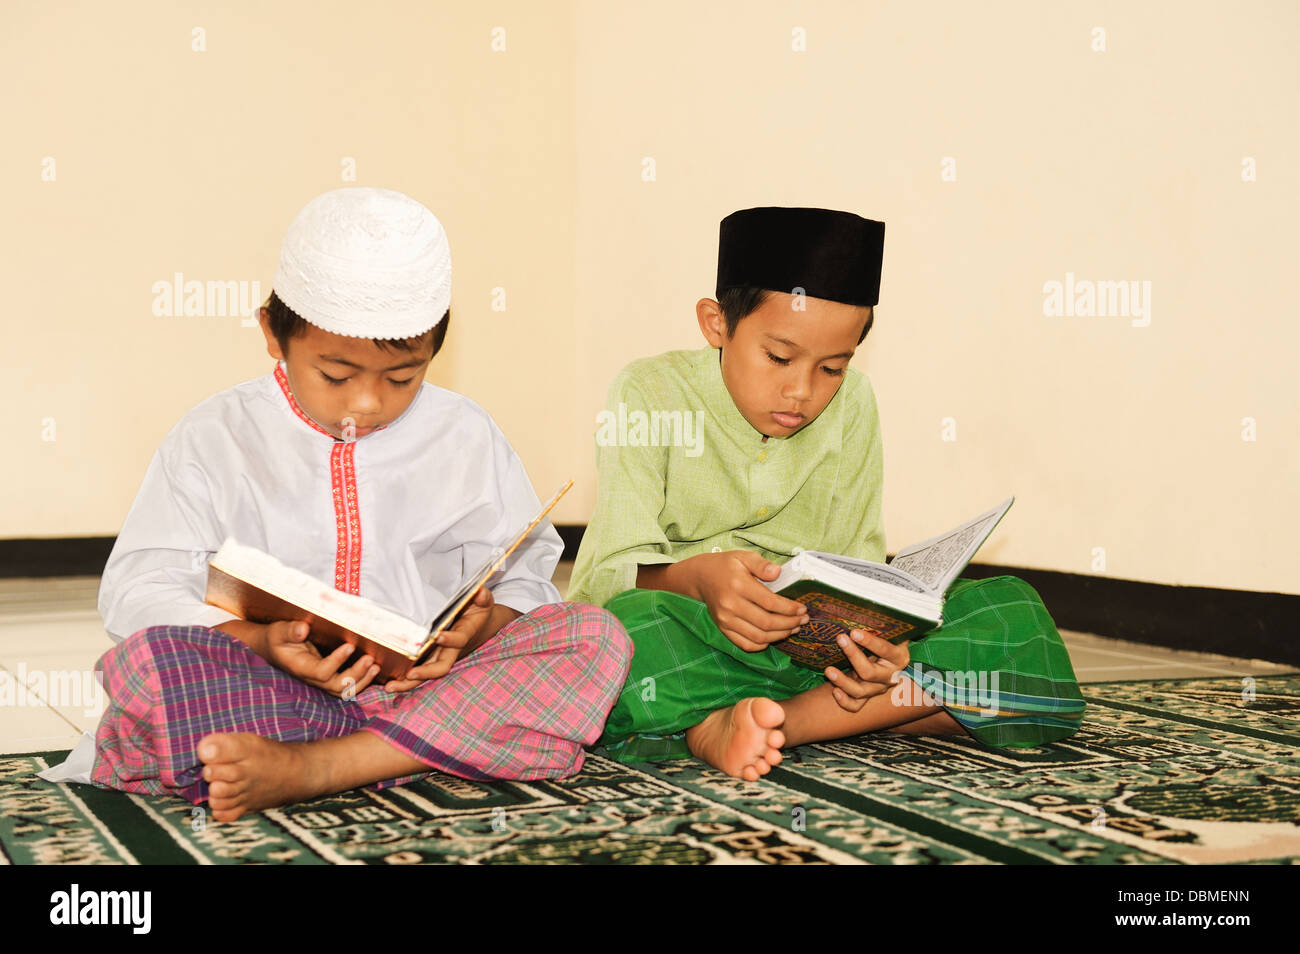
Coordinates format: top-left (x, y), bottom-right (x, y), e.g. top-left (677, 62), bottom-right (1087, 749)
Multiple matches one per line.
top-left (686, 697), bottom-right (788, 780)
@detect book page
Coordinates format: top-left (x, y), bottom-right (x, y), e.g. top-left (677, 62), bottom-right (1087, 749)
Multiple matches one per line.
top-left (206, 541), bottom-right (428, 654)
top-left (812, 554), bottom-right (928, 593)
top-left (423, 479), bottom-right (574, 644)
top-left (888, 497), bottom-right (1014, 592)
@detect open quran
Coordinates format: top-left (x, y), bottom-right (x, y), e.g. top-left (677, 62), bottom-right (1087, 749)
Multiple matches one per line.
top-left (764, 497), bottom-right (1014, 670)
top-left (203, 481), bottom-right (572, 681)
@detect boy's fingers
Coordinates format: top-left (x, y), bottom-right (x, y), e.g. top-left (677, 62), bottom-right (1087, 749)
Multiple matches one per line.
top-left (267, 620), bottom-right (298, 646)
top-left (826, 665), bottom-right (887, 699)
top-left (404, 646), bottom-right (463, 683)
top-left (340, 656), bottom-right (378, 690)
top-left (714, 618), bottom-right (767, 652)
top-left (734, 578), bottom-right (805, 627)
top-left (737, 603), bottom-right (804, 637)
top-left (826, 668), bottom-right (868, 697)
top-left (414, 660), bottom-right (453, 681)
top-left (831, 686), bottom-right (866, 712)
top-left (435, 625), bottom-right (473, 648)
top-left (382, 652), bottom-right (458, 692)
top-left (304, 644), bottom-right (361, 685)
top-left (731, 550), bottom-right (781, 580)
top-left (731, 557), bottom-right (804, 616)
top-left (316, 642), bottom-right (356, 677)
top-left (402, 661), bottom-right (444, 683)
top-left (384, 673), bottom-right (425, 692)
top-left (853, 630), bottom-right (910, 668)
top-left (750, 583), bottom-right (808, 619)
top-left (748, 586), bottom-right (809, 622)
top-left (351, 665), bottom-right (379, 694)
top-left (723, 630), bottom-right (767, 653)
top-left (839, 633), bottom-right (889, 682)
top-left (719, 612), bottom-right (787, 650)
top-left (451, 588), bottom-right (493, 624)
top-left (321, 658), bottom-right (369, 693)
top-left (270, 620), bottom-right (299, 641)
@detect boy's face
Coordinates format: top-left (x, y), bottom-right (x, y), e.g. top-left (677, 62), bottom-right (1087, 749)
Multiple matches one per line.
top-left (259, 310), bottom-right (434, 440)
top-left (697, 292), bottom-right (871, 439)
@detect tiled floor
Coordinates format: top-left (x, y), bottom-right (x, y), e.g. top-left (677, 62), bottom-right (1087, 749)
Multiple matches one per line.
top-left (1, 570), bottom-right (1293, 755)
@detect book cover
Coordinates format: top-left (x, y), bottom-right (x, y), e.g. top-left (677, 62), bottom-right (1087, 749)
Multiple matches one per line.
top-left (772, 579), bottom-right (937, 670)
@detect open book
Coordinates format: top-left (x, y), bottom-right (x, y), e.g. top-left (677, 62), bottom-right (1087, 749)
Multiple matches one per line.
top-left (203, 480), bottom-right (573, 681)
top-left (764, 497), bottom-right (1014, 670)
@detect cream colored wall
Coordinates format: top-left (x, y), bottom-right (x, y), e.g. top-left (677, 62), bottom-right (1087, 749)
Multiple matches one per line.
top-left (2, 0), bottom-right (584, 538)
top-left (4, 2), bottom-right (1296, 594)
top-left (572, 0), bottom-right (1299, 595)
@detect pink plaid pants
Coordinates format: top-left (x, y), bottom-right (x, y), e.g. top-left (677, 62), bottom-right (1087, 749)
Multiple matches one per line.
top-left (91, 602), bottom-right (632, 804)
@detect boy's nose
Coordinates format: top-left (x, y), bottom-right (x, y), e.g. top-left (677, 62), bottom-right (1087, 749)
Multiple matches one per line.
top-left (782, 369), bottom-right (814, 401)
top-left (350, 386), bottom-right (382, 413)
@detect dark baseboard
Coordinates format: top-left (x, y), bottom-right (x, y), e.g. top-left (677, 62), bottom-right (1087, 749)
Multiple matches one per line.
top-left (555, 524), bottom-right (585, 563)
top-left (0, 537), bottom-right (117, 579)
top-left (955, 563), bottom-right (1298, 667)
top-left (5, 532), bottom-right (1296, 667)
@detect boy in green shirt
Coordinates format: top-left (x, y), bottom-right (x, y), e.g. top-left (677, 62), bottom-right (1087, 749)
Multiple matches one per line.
top-left (568, 207), bottom-right (1085, 780)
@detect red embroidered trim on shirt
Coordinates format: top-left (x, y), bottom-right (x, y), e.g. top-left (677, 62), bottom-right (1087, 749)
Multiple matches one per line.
top-left (274, 362), bottom-right (364, 595)
top-left (274, 362), bottom-right (333, 438)
top-left (341, 441), bottom-right (361, 594)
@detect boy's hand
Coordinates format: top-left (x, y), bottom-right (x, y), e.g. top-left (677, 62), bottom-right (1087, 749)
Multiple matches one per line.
top-left (826, 630), bottom-right (910, 712)
top-left (384, 587), bottom-right (496, 693)
top-left (264, 620), bottom-right (382, 699)
top-left (687, 550), bottom-right (809, 652)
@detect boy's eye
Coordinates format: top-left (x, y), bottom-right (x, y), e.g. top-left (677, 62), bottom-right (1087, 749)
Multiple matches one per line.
top-left (320, 372), bottom-right (417, 387)
top-left (765, 350), bottom-right (844, 377)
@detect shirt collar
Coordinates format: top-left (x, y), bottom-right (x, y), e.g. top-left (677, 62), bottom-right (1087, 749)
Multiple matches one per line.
top-left (274, 360), bottom-right (335, 439)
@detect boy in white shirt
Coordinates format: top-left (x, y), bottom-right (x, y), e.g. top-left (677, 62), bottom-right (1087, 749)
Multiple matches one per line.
top-left (70, 187), bottom-right (630, 821)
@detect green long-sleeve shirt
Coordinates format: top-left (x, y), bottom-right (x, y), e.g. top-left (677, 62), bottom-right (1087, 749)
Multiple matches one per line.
top-left (567, 346), bottom-right (886, 608)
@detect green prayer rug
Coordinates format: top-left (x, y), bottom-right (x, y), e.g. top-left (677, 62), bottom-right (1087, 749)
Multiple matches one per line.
top-left (3, 674), bottom-right (1298, 865)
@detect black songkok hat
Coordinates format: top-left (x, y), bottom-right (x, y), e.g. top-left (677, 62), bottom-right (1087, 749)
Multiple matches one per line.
top-left (716, 207), bottom-right (885, 307)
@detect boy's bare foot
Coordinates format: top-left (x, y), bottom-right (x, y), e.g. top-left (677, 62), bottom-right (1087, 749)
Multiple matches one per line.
top-left (198, 733), bottom-right (330, 822)
top-left (685, 697), bottom-right (786, 781)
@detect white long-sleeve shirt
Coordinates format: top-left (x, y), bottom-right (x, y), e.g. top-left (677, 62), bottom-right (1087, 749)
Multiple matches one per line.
top-left (98, 360), bottom-right (562, 642)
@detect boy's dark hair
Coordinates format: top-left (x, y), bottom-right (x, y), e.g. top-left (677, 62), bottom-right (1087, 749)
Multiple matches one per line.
top-left (263, 290), bottom-right (450, 358)
top-left (718, 286), bottom-right (874, 343)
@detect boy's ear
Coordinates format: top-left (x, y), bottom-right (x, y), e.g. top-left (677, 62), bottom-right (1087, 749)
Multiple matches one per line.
top-left (696, 298), bottom-right (728, 348)
top-left (259, 308), bottom-right (286, 361)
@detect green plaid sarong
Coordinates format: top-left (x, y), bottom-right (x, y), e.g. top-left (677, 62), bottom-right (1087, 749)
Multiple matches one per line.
top-left (599, 575), bottom-right (1086, 761)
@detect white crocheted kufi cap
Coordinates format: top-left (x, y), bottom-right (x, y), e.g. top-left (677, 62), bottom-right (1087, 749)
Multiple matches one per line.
top-left (273, 187), bottom-right (452, 339)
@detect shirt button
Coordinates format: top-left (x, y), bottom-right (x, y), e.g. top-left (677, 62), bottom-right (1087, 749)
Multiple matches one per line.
top-left (711, 546), bottom-right (722, 553)
top-left (757, 450), bottom-right (768, 463)
top-left (756, 506), bottom-right (769, 518)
